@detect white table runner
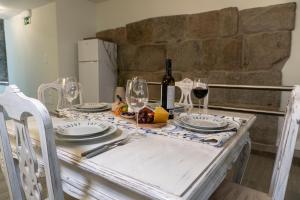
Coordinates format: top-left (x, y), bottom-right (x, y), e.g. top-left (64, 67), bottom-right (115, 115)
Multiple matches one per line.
top-left (59, 110), bottom-right (245, 147)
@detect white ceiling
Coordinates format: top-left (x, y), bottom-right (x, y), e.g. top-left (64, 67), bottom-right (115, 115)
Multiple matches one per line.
top-left (0, 0), bottom-right (107, 19)
top-left (0, 0), bottom-right (53, 18)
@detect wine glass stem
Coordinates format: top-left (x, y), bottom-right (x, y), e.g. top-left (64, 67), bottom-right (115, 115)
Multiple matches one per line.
top-left (68, 100), bottom-right (72, 109)
top-left (199, 99), bottom-right (201, 114)
top-left (203, 96), bottom-right (208, 114)
top-left (136, 112), bottom-right (139, 133)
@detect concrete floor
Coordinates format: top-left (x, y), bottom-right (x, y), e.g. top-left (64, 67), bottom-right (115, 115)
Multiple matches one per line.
top-left (242, 152), bottom-right (300, 200)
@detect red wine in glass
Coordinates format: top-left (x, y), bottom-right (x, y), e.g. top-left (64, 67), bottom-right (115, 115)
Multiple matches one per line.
top-left (193, 78), bottom-right (209, 113)
top-left (193, 87), bottom-right (208, 99)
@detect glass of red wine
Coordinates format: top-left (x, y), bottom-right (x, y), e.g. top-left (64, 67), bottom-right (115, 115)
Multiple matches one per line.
top-left (192, 78), bottom-right (209, 113)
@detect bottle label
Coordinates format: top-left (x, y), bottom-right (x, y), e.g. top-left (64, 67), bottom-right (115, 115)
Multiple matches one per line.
top-left (167, 86), bottom-right (175, 109)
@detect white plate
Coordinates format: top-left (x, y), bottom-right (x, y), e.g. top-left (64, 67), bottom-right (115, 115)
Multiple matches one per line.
top-left (74, 103), bottom-right (108, 109)
top-left (174, 119), bottom-right (238, 133)
top-left (179, 114), bottom-right (227, 129)
top-left (55, 124), bottom-right (118, 142)
top-left (73, 106), bottom-right (111, 113)
top-left (55, 120), bottom-right (110, 137)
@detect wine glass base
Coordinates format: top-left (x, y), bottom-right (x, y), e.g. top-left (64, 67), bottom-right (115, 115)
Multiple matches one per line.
top-left (129, 129), bottom-right (146, 139)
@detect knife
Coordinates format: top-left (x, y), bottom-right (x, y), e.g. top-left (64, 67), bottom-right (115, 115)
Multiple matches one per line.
top-left (84, 139), bottom-right (129, 159)
top-left (81, 137), bottom-right (129, 157)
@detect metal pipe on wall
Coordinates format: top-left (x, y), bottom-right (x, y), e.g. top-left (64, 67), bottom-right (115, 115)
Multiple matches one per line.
top-left (147, 81), bottom-right (293, 91)
top-left (147, 82), bottom-right (293, 116)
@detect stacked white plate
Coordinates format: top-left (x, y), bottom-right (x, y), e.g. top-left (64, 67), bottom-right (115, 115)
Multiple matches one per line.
top-left (55, 120), bottom-right (118, 142)
top-left (175, 114), bottom-right (238, 133)
top-left (73, 103), bottom-right (110, 113)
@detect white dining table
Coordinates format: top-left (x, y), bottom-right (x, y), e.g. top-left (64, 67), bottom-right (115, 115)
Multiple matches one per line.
top-left (7, 109), bottom-right (256, 200)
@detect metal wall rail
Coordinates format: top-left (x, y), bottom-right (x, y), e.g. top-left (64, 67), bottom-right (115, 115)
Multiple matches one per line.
top-left (208, 84), bottom-right (293, 91)
top-left (147, 81), bottom-right (294, 91)
top-left (207, 105), bottom-right (285, 116)
top-left (149, 100), bottom-right (285, 116)
top-left (147, 82), bottom-right (294, 116)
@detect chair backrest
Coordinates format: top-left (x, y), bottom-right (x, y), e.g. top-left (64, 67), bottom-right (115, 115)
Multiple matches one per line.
top-left (0, 85), bottom-right (64, 200)
top-left (269, 85), bottom-right (300, 200)
top-left (37, 80), bottom-right (84, 110)
top-left (175, 78), bottom-right (194, 109)
top-left (37, 82), bottom-right (65, 111)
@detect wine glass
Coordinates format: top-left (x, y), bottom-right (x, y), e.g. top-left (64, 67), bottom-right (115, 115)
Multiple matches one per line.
top-left (125, 80), bottom-right (133, 112)
top-left (127, 77), bottom-right (149, 137)
top-left (192, 78), bottom-right (208, 114)
top-left (63, 77), bottom-right (79, 108)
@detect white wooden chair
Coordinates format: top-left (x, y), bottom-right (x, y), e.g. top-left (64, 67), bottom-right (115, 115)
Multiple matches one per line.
top-left (175, 78), bottom-right (194, 110)
top-left (0, 85), bottom-right (64, 200)
top-left (37, 81), bottom-right (65, 111)
top-left (176, 78), bottom-right (210, 111)
top-left (37, 79), bottom-right (83, 110)
top-left (210, 85), bottom-right (300, 200)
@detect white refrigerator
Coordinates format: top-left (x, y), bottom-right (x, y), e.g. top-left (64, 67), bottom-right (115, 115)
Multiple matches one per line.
top-left (78, 39), bottom-right (117, 103)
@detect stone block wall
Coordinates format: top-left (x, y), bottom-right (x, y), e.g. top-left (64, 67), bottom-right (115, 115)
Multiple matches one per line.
top-left (96, 3), bottom-right (296, 147)
top-left (0, 19), bottom-right (8, 82)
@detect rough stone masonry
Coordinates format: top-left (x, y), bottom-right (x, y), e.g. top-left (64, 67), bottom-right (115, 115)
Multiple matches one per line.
top-left (96, 3), bottom-right (296, 149)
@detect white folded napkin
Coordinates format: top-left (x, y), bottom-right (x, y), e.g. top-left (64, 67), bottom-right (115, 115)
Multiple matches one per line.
top-left (149, 113), bottom-right (244, 147)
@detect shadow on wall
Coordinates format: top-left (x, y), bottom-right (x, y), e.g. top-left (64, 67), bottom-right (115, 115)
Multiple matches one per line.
top-left (0, 19), bottom-right (8, 82)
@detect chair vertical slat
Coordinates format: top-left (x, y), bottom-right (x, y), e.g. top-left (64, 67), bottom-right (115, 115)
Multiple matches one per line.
top-left (269, 86), bottom-right (300, 200)
top-left (0, 109), bottom-right (23, 200)
top-left (35, 116), bottom-right (64, 200)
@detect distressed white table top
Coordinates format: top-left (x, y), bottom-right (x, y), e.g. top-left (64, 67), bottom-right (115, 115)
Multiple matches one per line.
top-left (88, 135), bottom-right (219, 196)
top-left (7, 109), bottom-right (256, 200)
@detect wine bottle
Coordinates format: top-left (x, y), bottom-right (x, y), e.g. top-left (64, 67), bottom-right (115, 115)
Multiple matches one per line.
top-left (161, 59), bottom-right (175, 119)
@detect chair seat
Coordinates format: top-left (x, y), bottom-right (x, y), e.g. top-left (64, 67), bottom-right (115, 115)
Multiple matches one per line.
top-left (210, 181), bottom-right (271, 200)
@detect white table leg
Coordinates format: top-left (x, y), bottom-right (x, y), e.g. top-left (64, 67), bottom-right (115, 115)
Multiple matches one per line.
top-left (232, 134), bottom-right (251, 184)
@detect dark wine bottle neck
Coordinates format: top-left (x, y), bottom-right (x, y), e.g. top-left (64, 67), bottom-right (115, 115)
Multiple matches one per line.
top-left (165, 59), bottom-right (172, 76)
top-left (166, 67), bottom-right (172, 76)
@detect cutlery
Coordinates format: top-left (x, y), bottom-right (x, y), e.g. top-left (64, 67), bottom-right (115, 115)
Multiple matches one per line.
top-left (81, 137), bottom-right (129, 158)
